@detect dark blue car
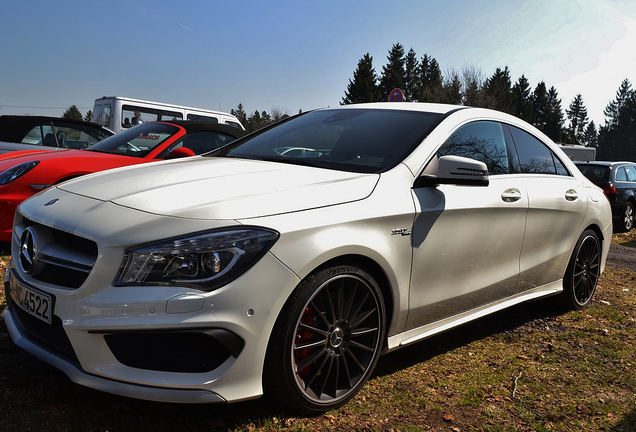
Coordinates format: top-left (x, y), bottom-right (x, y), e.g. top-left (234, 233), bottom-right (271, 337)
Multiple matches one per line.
top-left (576, 161), bottom-right (636, 232)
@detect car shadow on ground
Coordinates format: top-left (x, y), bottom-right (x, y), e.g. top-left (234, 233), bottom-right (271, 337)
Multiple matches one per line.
top-left (374, 295), bottom-right (565, 378)
top-left (0, 293), bottom-right (570, 431)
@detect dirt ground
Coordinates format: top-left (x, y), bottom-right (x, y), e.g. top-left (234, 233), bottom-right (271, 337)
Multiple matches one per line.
top-left (607, 244), bottom-right (636, 271)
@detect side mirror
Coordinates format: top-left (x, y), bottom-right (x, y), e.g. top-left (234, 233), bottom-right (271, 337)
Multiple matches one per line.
top-left (166, 147), bottom-right (196, 159)
top-left (414, 155), bottom-right (489, 188)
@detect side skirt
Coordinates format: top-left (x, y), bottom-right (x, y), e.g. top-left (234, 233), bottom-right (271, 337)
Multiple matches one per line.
top-left (386, 280), bottom-right (563, 351)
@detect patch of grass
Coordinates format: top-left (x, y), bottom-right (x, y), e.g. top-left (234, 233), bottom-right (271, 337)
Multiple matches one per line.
top-left (0, 239), bottom-right (635, 431)
top-left (612, 228), bottom-right (636, 247)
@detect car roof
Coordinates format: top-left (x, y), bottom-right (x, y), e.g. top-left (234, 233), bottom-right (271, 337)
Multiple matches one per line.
top-left (0, 115), bottom-right (110, 142)
top-left (152, 120), bottom-right (246, 138)
top-left (575, 161), bottom-right (635, 167)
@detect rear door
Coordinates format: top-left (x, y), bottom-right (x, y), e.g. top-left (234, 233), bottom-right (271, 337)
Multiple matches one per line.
top-left (506, 125), bottom-right (587, 292)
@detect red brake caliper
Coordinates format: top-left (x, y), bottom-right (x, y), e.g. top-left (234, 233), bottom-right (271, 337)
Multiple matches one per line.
top-left (295, 307), bottom-right (315, 378)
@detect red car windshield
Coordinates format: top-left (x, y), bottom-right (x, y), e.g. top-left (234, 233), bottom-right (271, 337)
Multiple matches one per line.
top-left (87, 123), bottom-right (180, 157)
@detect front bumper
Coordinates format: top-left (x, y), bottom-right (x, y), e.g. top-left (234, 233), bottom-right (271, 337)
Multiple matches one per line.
top-left (3, 248), bottom-right (301, 404)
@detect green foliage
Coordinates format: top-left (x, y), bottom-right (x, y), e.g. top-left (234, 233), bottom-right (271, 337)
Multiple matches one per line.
top-left (231, 104), bottom-right (290, 133)
top-left (62, 104), bottom-right (83, 120)
top-left (379, 43), bottom-right (406, 101)
top-left (597, 79), bottom-right (636, 160)
top-left (565, 94), bottom-right (589, 145)
top-left (484, 66), bottom-right (513, 113)
top-left (341, 53), bottom-right (380, 105)
top-left (512, 74), bottom-right (533, 123)
top-left (84, 110), bottom-right (93, 123)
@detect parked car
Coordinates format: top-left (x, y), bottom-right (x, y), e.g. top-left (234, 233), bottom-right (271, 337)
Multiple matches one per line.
top-left (0, 121), bottom-right (245, 241)
top-left (0, 115), bottom-right (114, 154)
top-left (3, 103), bottom-right (612, 414)
top-left (575, 161), bottom-right (636, 232)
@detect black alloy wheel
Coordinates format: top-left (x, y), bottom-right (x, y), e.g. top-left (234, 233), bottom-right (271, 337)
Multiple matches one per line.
top-left (264, 265), bottom-right (385, 413)
top-left (562, 229), bottom-right (601, 309)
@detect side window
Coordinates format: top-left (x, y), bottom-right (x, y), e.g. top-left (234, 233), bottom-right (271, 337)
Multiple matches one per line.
top-left (161, 131), bottom-right (238, 157)
top-left (187, 114), bottom-right (219, 122)
top-left (225, 121), bottom-right (241, 129)
top-left (101, 104), bottom-right (112, 127)
top-left (615, 167), bottom-right (628, 182)
top-left (508, 125), bottom-right (570, 176)
top-left (23, 124), bottom-right (56, 146)
top-left (624, 165), bottom-right (636, 182)
top-left (22, 125), bottom-right (45, 145)
top-left (51, 121), bottom-right (112, 149)
top-left (436, 121), bottom-right (509, 175)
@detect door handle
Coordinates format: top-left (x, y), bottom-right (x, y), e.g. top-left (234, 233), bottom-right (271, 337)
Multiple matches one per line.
top-left (501, 188), bottom-right (522, 203)
top-left (565, 189), bottom-right (578, 201)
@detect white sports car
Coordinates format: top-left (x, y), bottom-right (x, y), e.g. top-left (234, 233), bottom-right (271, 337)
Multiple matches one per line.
top-left (3, 103), bottom-right (612, 413)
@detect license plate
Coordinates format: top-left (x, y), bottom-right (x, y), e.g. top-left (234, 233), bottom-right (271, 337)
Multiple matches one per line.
top-left (9, 272), bottom-right (52, 325)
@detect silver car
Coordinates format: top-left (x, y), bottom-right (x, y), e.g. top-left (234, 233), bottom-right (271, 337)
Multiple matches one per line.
top-left (2, 103), bottom-right (612, 413)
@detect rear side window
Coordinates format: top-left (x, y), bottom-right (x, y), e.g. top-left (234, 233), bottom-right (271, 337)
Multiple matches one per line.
top-left (508, 126), bottom-right (570, 176)
top-left (624, 165), bottom-right (636, 182)
top-left (436, 121), bottom-right (510, 175)
top-left (577, 164), bottom-right (610, 183)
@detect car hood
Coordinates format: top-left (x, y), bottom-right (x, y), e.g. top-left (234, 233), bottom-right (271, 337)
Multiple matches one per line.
top-left (0, 148), bottom-right (134, 167)
top-left (57, 156), bottom-right (379, 220)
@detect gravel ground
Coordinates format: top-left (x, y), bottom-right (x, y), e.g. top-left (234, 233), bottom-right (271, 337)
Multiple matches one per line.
top-left (606, 244), bottom-right (636, 271)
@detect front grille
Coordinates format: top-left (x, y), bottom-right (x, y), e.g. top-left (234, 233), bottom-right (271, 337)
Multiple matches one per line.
top-left (16, 218), bottom-right (98, 289)
top-left (103, 329), bottom-right (244, 373)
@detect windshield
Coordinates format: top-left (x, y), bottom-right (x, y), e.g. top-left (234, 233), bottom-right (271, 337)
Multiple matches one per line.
top-left (212, 109), bottom-right (442, 173)
top-left (88, 123), bottom-right (181, 157)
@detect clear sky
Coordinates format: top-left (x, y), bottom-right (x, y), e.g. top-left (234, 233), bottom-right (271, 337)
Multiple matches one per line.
top-left (1, 0), bottom-right (635, 127)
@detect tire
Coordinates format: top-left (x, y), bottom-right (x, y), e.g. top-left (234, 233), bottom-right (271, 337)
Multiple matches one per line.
top-left (561, 229), bottom-right (601, 310)
top-left (617, 201), bottom-right (634, 232)
top-left (264, 265), bottom-right (386, 414)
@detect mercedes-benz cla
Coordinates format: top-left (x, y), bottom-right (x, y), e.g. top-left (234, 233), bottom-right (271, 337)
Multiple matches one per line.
top-left (3, 103), bottom-right (612, 413)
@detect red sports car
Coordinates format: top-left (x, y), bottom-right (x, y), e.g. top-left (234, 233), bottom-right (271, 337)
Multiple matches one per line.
top-left (0, 121), bottom-right (245, 241)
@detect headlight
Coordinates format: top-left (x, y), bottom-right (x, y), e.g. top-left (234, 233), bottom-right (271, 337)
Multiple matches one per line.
top-left (0, 161), bottom-right (39, 185)
top-left (115, 227), bottom-right (279, 291)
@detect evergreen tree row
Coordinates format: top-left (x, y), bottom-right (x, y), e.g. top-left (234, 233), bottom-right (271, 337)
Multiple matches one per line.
top-left (341, 43), bottom-right (634, 161)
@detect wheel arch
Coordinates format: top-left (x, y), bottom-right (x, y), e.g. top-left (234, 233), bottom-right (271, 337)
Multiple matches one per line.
top-left (307, 253), bottom-right (396, 347)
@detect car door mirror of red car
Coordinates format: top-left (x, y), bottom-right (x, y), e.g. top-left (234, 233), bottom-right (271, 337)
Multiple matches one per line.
top-left (166, 147), bottom-right (196, 159)
top-left (414, 155), bottom-right (489, 188)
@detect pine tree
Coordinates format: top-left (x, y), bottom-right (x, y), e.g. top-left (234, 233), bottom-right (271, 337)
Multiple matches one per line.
top-left (84, 110), bottom-right (93, 123)
top-left (565, 94), bottom-right (589, 145)
top-left (403, 48), bottom-right (419, 102)
top-left (598, 79), bottom-right (636, 160)
top-left (544, 86), bottom-right (565, 142)
top-left (441, 71), bottom-right (462, 105)
top-left (62, 104), bottom-right (83, 120)
top-left (231, 103), bottom-right (248, 126)
top-left (341, 54), bottom-right (380, 105)
top-left (582, 121), bottom-right (598, 148)
top-left (603, 79), bottom-right (634, 127)
top-left (379, 43), bottom-right (406, 101)
top-left (511, 75), bottom-right (533, 122)
top-left (531, 81), bottom-right (549, 132)
top-left (417, 54), bottom-right (443, 102)
top-left (484, 67), bottom-right (513, 113)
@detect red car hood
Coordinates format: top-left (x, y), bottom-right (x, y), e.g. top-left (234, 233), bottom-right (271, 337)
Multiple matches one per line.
top-left (0, 149), bottom-right (152, 183)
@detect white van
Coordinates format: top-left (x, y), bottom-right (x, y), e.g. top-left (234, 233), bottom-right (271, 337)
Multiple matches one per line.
top-left (92, 96), bottom-right (244, 133)
top-left (558, 144), bottom-right (596, 162)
